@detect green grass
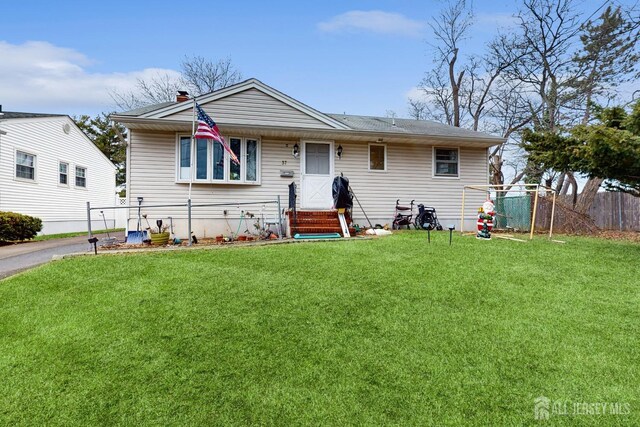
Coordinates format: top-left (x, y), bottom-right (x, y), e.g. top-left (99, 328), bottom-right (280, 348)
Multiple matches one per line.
top-left (32, 228), bottom-right (124, 241)
top-left (0, 233), bottom-right (638, 425)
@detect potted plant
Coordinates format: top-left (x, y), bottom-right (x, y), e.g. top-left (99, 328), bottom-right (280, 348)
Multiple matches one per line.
top-left (149, 219), bottom-right (170, 245)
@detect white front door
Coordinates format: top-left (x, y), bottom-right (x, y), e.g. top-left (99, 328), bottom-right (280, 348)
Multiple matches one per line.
top-left (301, 141), bottom-right (334, 209)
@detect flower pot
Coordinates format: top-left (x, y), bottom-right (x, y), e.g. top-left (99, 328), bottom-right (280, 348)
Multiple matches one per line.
top-left (150, 232), bottom-right (170, 245)
top-left (237, 235), bottom-right (247, 241)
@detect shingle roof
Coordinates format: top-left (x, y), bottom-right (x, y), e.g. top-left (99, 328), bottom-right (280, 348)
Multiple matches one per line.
top-left (111, 79), bottom-right (503, 142)
top-left (117, 102), bottom-right (176, 116)
top-left (326, 114), bottom-right (503, 141)
top-left (0, 111), bottom-right (65, 119)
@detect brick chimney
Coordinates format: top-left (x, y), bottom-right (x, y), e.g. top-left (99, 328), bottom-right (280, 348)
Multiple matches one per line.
top-left (176, 91), bottom-right (189, 103)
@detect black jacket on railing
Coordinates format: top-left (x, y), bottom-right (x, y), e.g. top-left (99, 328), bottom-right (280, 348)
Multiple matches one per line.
top-left (332, 176), bottom-right (353, 209)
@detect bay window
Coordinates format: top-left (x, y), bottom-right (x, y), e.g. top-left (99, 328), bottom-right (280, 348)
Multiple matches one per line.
top-left (178, 136), bottom-right (260, 184)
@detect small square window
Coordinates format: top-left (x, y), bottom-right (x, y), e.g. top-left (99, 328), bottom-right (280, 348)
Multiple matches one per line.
top-left (59, 162), bottom-right (69, 185)
top-left (75, 166), bottom-right (87, 187)
top-left (434, 148), bottom-right (459, 177)
top-left (16, 151), bottom-right (35, 180)
top-left (369, 144), bottom-right (386, 171)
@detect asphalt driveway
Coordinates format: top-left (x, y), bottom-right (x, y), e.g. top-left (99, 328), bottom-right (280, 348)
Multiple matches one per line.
top-left (0, 232), bottom-right (125, 280)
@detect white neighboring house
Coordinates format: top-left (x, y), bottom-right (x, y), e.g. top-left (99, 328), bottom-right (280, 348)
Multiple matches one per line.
top-left (0, 111), bottom-right (117, 234)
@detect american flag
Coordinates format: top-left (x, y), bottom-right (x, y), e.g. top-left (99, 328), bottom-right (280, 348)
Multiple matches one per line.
top-left (195, 103), bottom-right (240, 165)
top-left (194, 120), bottom-right (217, 140)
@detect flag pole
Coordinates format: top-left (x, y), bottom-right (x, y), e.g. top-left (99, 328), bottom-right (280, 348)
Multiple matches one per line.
top-left (189, 98), bottom-right (196, 200)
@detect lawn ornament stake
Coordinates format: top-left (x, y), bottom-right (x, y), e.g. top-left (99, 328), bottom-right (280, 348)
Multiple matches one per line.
top-left (476, 200), bottom-right (495, 240)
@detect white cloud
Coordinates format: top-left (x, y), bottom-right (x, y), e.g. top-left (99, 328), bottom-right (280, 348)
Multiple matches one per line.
top-left (0, 41), bottom-right (181, 115)
top-left (318, 10), bottom-right (426, 37)
top-left (405, 86), bottom-right (426, 101)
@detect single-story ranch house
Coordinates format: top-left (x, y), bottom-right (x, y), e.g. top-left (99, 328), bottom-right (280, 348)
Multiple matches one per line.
top-left (111, 79), bottom-right (503, 238)
top-left (0, 111), bottom-right (117, 234)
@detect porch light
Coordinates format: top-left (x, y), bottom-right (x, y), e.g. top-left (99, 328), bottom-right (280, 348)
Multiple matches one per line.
top-left (292, 143), bottom-right (300, 158)
top-left (336, 145), bottom-right (343, 159)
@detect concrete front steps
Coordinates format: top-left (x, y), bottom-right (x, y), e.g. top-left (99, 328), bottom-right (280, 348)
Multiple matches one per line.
top-left (288, 210), bottom-right (356, 237)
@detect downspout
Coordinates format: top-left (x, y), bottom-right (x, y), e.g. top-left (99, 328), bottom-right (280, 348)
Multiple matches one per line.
top-left (111, 121), bottom-right (127, 194)
top-left (0, 130), bottom-right (3, 210)
top-left (123, 125), bottom-right (132, 234)
top-left (0, 106), bottom-right (5, 210)
top-left (111, 122), bottom-right (128, 230)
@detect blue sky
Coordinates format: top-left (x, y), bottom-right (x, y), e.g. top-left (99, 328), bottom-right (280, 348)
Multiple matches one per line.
top-left (0, 0), bottom-right (627, 118)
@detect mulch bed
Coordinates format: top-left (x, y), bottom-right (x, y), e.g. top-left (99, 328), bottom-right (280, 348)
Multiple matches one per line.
top-left (98, 235), bottom-right (277, 251)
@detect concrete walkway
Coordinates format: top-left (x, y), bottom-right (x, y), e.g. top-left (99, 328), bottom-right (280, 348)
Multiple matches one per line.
top-left (0, 232), bottom-right (125, 280)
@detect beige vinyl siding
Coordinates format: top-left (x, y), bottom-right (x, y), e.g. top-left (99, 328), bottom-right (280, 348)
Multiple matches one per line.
top-left (331, 141), bottom-right (487, 224)
top-left (0, 117), bottom-right (117, 231)
top-left (128, 130), bottom-right (293, 227)
top-left (129, 130), bottom-right (488, 235)
top-left (164, 88), bottom-right (335, 129)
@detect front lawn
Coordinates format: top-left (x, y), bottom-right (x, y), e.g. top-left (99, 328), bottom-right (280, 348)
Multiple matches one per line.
top-left (0, 233), bottom-right (638, 425)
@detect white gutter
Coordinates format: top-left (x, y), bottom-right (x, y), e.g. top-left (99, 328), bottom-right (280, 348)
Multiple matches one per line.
top-left (111, 116), bottom-right (506, 147)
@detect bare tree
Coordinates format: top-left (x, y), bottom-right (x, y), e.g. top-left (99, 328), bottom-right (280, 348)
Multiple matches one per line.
top-left (111, 56), bottom-right (242, 111)
top-left (422, 0), bottom-right (473, 127)
top-left (486, 79), bottom-right (537, 189)
top-left (413, 0), bottom-right (533, 190)
top-left (414, 63), bottom-right (456, 125)
top-left (407, 98), bottom-right (428, 120)
top-left (111, 72), bottom-right (183, 111)
top-left (416, 64), bottom-right (454, 126)
top-left (510, 1), bottom-right (640, 213)
top-left (506, 0), bottom-right (582, 133)
top-left (180, 56), bottom-right (243, 95)
top-left (503, 0), bottom-right (596, 207)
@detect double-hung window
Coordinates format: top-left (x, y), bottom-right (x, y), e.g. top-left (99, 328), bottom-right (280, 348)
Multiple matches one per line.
top-left (179, 137), bottom-right (191, 180)
top-left (195, 138), bottom-right (208, 180)
top-left (434, 148), bottom-right (459, 177)
top-left (16, 151), bottom-right (36, 180)
top-left (178, 136), bottom-right (259, 184)
top-left (59, 162), bottom-right (69, 185)
top-left (369, 143), bottom-right (386, 171)
top-left (75, 166), bottom-right (87, 188)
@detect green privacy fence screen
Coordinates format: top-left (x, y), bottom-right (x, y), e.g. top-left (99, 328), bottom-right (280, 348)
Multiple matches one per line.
top-left (495, 195), bottom-right (532, 231)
